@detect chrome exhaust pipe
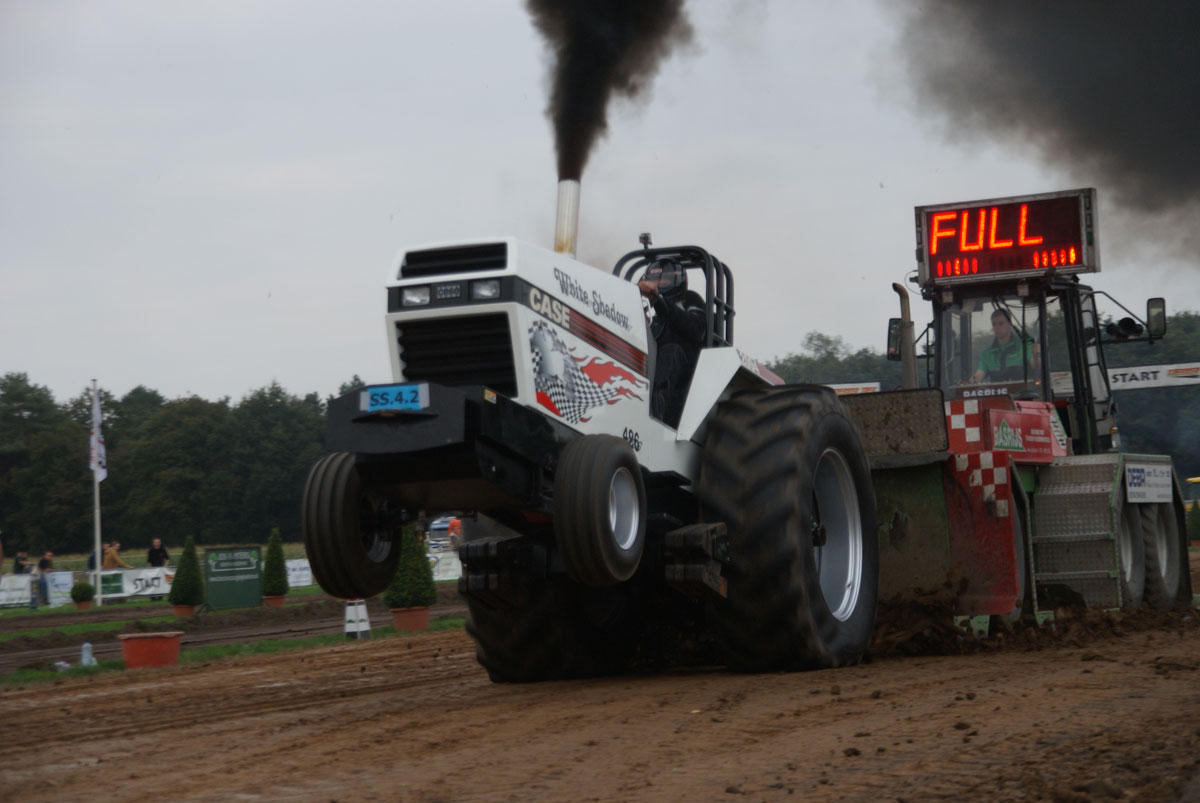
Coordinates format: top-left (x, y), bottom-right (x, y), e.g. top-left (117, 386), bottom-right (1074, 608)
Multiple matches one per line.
top-left (553, 179), bottom-right (580, 257)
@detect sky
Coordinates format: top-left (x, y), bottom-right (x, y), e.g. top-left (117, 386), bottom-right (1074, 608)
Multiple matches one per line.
top-left (3, 0), bottom-right (1198, 405)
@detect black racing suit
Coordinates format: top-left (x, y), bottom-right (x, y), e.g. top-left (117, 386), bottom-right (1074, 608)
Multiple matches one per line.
top-left (648, 288), bottom-right (706, 428)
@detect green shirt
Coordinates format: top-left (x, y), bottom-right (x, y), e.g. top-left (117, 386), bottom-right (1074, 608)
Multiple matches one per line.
top-left (978, 337), bottom-right (1035, 380)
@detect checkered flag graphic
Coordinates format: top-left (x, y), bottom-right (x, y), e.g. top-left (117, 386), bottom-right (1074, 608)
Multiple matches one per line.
top-left (529, 320), bottom-right (621, 424)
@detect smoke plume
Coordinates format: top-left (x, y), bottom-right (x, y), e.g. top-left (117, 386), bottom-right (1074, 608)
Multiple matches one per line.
top-left (527, 0), bottom-right (693, 180)
top-left (894, 3), bottom-right (1200, 214)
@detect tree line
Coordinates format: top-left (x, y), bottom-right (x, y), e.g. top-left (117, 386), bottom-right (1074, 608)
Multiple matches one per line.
top-left (0, 375), bottom-right (364, 556)
top-left (2, 311), bottom-right (1196, 556)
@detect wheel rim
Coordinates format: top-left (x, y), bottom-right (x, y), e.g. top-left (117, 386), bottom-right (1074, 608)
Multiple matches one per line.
top-left (1152, 506), bottom-right (1170, 580)
top-left (357, 494), bottom-right (394, 565)
top-left (608, 467), bottom-right (640, 552)
top-left (812, 447), bottom-right (864, 622)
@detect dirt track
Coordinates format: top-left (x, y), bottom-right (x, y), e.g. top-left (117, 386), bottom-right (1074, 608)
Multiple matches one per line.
top-left (4, 603), bottom-right (1200, 802)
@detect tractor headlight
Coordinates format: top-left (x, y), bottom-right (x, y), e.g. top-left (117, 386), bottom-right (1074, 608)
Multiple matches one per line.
top-left (401, 286), bottom-right (431, 306)
top-left (470, 279), bottom-right (501, 300)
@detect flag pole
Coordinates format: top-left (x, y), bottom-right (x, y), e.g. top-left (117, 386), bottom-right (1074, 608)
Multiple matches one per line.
top-left (90, 379), bottom-right (104, 607)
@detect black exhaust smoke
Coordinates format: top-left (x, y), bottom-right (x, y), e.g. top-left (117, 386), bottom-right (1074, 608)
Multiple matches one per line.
top-left (527, 0), bottom-right (694, 182)
top-left (893, 3), bottom-right (1200, 215)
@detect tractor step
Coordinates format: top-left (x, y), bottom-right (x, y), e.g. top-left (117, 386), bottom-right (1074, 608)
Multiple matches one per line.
top-left (1031, 455), bottom-right (1124, 610)
top-left (663, 522), bottom-right (729, 600)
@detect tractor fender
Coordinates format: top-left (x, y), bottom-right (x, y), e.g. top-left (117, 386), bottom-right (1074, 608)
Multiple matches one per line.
top-left (675, 347), bottom-right (782, 442)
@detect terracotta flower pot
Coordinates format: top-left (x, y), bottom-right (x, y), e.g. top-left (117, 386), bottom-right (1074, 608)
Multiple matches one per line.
top-left (172, 604), bottom-right (197, 617)
top-left (119, 631), bottom-right (184, 668)
top-left (74, 600), bottom-right (93, 611)
top-left (390, 606), bottom-right (430, 632)
top-left (263, 595), bottom-right (286, 608)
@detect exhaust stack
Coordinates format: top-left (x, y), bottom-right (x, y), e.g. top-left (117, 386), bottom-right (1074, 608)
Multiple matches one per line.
top-left (553, 179), bottom-right (580, 257)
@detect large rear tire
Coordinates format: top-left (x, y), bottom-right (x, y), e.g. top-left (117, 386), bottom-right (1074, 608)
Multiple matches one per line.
top-left (554, 435), bottom-right (647, 587)
top-left (1142, 501), bottom-right (1184, 610)
top-left (698, 387), bottom-right (878, 671)
top-left (466, 576), bottom-right (641, 682)
top-left (301, 452), bottom-right (400, 599)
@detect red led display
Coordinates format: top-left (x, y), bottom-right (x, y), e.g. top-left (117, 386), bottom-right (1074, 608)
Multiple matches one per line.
top-left (917, 190), bottom-right (1097, 286)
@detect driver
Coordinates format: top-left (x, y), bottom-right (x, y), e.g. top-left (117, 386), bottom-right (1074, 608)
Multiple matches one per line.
top-left (638, 259), bottom-right (705, 426)
top-left (969, 308), bottom-right (1041, 383)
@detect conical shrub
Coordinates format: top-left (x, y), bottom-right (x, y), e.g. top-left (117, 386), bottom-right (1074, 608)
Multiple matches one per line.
top-left (262, 527), bottom-right (289, 596)
top-left (382, 526), bottom-right (437, 609)
top-left (168, 535), bottom-right (204, 607)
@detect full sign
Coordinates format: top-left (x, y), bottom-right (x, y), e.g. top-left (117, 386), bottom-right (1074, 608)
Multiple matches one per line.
top-left (916, 188), bottom-right (1098, 287)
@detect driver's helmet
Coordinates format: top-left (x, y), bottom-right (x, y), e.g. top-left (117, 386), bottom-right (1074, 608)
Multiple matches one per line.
top-left (644, 258), bottom-right (687, 299)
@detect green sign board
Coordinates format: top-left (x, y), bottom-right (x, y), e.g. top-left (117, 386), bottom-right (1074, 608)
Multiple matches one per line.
top-left (100, 571), bottom-right (124, 596)
top-left (204, 546), bottom-right (262, 610)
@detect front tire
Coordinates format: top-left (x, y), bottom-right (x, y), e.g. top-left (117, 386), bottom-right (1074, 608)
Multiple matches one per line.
top-left (698, 387), bottom-right (878, 671)
top-left (1142, 501), bottom-right (1184, 610)
top-left (301, 452), bottom-right (400, 599)
top-left (1116, 493), bottom-right (1146, 611)
top-left (554, 435), bottom-right (647, 587)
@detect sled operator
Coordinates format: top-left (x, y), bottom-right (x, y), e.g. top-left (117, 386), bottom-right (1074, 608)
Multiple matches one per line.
top-left (969, 307), bottom-right (1041, 383)
top-left (638, 259), bottom-right (706, 427)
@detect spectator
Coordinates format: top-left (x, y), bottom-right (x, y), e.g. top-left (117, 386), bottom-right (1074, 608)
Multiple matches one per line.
top-left (102, 541), bottom-right (133, 569)
top-left (146, 538), bottom-right (170, 600)
top-left (87, 542), bottom-right (111, 571)
top-left (11, 550), bottom-right (30, 575)
top-left (35, 551), bottom-right (52, 606)
top-left (146, 538), bottom-right (170, 567)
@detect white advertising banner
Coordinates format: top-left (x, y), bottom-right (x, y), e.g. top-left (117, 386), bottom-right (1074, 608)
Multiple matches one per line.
top-left (285, 558), bottom-right (312, 588)
top-left (428, 550), bottom-right (462, 582)
top-left (1054, 362), bottom-right (1200, 394)
top-left (0, 574), bottom-right (31, 607)
top-left (0, 571), bottom-right (74, 608)
top-left (1125, 461), bottom-right (1174, 504)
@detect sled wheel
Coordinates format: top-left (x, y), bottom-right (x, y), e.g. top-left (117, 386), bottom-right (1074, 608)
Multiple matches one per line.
top-left (1142, 501), bottom-right (1184, 610)
top-left (467, 575), bottom-right (642, 682)
top-left (698, 386), bottom-right (878, 671)
top-left (1116, 493), bottom-right (1146, 610)
top-left (554, 435), bottom-right (647, 587)
top-left (301, 452), bottom-right (400, 599)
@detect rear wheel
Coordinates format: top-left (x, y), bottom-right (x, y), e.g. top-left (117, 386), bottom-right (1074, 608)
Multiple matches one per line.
top-left (301, 452), bottom-right (400, 599)
top-left (467, 575), bottom-right (642, 682)
top-left (554, 435), bottom-right (647, 587)
top-left (698, 387), bottom-right (878, 671)
top-left (1142, 501), bottom-right (1184, 610)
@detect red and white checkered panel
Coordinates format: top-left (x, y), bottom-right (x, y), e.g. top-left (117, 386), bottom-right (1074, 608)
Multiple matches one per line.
top-left (952, 450), bottom-right (1010, 518)
top-left (945, 400), bottom-right (983, 453)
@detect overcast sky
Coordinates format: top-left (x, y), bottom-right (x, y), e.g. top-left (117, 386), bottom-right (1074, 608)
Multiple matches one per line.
top-left (4, 0), bottom-right (1198, 405)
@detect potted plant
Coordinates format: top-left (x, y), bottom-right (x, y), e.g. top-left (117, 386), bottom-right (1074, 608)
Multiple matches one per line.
top-left (168, 535), bottom-right (204, 616)
top-left (262, 527), bottom-right (289, 607)
top-left (70, 580), bottom-right (96, 610)
top-left (382, 525), bottom-right (437, 631)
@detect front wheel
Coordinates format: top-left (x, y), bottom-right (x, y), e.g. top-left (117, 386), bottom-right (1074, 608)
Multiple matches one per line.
top-left (554, 435), bottom-right (647, 587)
top-left (301, 452), bottom-right (400, 599)
top-left (698, 386), bottom-right (878, 671)
top-left (1142, 501), bottom-right (1185, 610)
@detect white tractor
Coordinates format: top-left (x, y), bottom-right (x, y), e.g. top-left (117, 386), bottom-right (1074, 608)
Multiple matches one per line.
top-left (302, 235), bottom-right (878, 681)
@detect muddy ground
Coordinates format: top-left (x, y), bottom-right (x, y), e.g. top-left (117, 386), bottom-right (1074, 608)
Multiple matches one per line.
top-left (2, 566), bottom-right (1200, 801)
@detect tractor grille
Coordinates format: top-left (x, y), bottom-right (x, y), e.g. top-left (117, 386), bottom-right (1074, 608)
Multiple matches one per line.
top-left (400, 243), bottom-right (507, 279)
top-left (397, 314), bottom-right (517, 396)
